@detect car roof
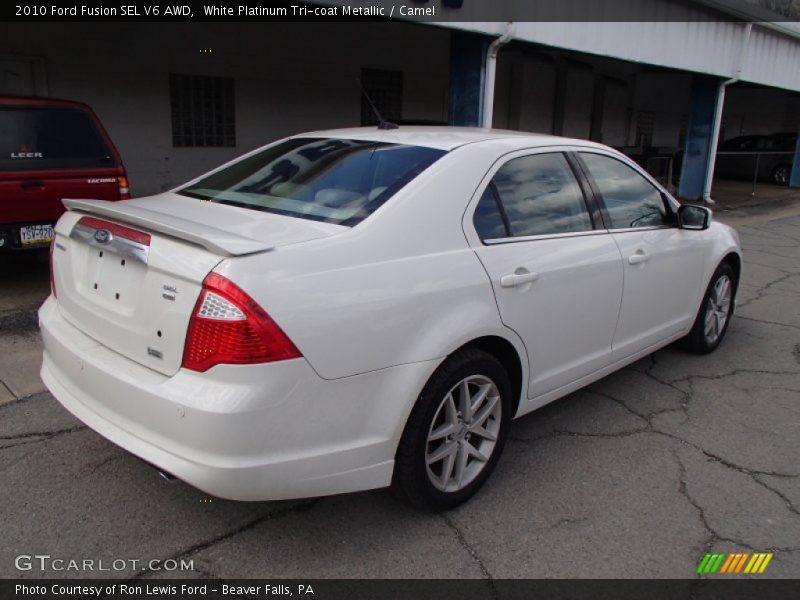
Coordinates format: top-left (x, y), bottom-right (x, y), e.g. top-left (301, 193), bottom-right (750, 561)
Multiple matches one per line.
top-left (293, 126), bottom-right (609, 152)
top-left (0, 95), bottom-right (98, 111)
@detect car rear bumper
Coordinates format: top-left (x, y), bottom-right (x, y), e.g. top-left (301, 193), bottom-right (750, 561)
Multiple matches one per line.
top-left (39, 296), bottom-right (436, 500)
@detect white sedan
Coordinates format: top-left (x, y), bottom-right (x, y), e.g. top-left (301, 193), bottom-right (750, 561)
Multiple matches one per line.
top-left (40, 127), bottom-right (741, 509)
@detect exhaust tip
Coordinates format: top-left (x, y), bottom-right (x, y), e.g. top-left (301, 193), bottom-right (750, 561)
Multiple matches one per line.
top-left (139, 458), bottom-right (177, 483)
top-left (157, 469), bottom-right (177, 482)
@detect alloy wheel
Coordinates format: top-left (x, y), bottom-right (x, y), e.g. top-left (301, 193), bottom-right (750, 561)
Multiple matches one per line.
top-left (774, 166), bottom-right (790, 185)
top-left (704, 274), bottom-right (732, 344)
top-left (425, 375), bottom-right (502, 493)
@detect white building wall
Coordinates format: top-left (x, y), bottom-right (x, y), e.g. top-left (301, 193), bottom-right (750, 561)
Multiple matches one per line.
top-left (1, 22), bottom-right (450, 196)
top-left (740, 26), bottom-right (800, 94)
top-left (442, 17), bottom-right (800, 92)
top-left (4, 10), bottom-right (799, 199)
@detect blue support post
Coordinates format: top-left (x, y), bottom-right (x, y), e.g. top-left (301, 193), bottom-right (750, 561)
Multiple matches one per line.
top-left (678, 76), bottom-right (721, 201)
top-left (448, 31), bottom-right (489, 126)
top-left (789, 129), bottom-right (800, 188)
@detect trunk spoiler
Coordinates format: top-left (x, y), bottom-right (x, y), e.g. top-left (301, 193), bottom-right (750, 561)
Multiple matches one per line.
top-left (63, 198), bottom-right (273, 256)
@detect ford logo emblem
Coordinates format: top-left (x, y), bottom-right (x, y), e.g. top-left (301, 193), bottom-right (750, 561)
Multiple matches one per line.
top-left (94, 229), bottom-right (112, 244)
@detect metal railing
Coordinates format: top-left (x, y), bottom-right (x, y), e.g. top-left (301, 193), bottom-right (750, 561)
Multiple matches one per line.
top-left (713, 151), bottom-right (794, 196)
top-left (638, 151), bottom-right (795, 197)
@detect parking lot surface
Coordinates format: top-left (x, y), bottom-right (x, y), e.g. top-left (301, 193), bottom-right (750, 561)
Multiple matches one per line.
top-left (1, 208), bottom-right (799, 579)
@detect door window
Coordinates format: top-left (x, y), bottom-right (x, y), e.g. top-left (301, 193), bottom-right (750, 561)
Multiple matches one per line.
top-left (580, 153), bottom-right (670, 229)
top-left (473, 152), bottom-right (593, 240)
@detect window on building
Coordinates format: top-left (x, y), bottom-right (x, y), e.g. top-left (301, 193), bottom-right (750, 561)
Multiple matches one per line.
top-left (360, 68), bottom-right (403, 126)
top-left (170, 73), bottom-right (235, 147)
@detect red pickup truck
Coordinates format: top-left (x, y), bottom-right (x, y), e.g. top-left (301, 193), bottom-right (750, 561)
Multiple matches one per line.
top-left (0, 96), bottom-right (129, 250)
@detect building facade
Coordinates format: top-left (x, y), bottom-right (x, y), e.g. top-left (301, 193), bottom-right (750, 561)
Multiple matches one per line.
top-left (2, 0), bottom-right (800, 198)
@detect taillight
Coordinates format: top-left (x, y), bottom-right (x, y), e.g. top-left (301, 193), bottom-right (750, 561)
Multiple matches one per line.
top-left (117, 166), bottom-right (130, 199)
top-left (49, 237), bottom-right (57, 298)
top-left (182, 273), bottom-right (301, 372)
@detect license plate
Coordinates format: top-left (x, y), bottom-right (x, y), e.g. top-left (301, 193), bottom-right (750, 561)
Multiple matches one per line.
top-left (20, 224), bottom-right (54, 246)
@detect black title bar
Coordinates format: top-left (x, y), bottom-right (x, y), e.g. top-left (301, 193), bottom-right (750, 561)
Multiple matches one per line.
top-left (2, 579), bottom-right (800, 600)
top-left (5, 0), bottom-right (800, 22)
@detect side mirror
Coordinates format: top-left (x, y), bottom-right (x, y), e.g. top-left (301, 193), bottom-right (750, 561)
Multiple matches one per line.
top-left (677, 204), bottom-right (711, 230)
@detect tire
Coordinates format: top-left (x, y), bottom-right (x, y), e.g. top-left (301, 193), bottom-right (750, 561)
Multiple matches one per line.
top-left (680, 262), bottom-right (737, 354)
top-left (771, 164), bottom-right (791, 186)
top-left (392, 348), bottom-right (512, 510)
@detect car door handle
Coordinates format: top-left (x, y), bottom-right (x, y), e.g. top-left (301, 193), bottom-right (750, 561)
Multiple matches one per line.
top-left (628, 250), bottom-right (650, 265)
top-left (500, 272), bottom-right (539, 288)
top-left (21, 180), bottom-right (45, 189)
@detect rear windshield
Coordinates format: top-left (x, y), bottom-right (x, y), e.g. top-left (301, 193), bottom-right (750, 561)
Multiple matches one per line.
top-left (0, 106), bottom-right (115, 171)
top-left (177, 138), bottom-right (447, 226)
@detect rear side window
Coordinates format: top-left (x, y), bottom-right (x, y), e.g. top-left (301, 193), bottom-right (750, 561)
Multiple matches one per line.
top-left (0, 107), bottom-right (115, 171)
top-left (771, 134), bottom-right (797, 152)
top-left (579, 153), bottom-right (669, 229)
top-left (473, 152), bottom-right (593, 240)
top-left (719, 136), bottom-right (757, 152)
top-left (178, 138), bottom-right (446, 226)
top-left (473, 186), bottom-right (509, 240)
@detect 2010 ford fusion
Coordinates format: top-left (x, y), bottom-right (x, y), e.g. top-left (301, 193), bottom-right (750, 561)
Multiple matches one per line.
top-left (40, 127), bottom-right (741, 509)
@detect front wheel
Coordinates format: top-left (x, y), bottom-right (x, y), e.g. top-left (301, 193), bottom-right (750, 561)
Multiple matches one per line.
top-left (681, 262), bottom-right (737, 354)
top-left (392, 349), bottom-right (512, 510)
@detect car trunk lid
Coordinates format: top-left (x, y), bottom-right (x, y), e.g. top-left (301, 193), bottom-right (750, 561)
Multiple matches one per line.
top-left (53, 194), bottom-right (345, 375)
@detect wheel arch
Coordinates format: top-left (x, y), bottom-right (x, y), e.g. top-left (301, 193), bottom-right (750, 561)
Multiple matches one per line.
top-left (721, 251), bottom-right (742, 286)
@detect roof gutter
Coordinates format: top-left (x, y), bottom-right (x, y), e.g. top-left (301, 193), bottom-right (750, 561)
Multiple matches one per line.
top-left (482, 22), bottom-right (515, 129)
top-left (703, 22), bottom-right (753, 204)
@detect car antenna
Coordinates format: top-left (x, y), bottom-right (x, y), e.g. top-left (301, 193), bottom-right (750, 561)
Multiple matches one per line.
top-left (358, 80), bottom-right (399, 130)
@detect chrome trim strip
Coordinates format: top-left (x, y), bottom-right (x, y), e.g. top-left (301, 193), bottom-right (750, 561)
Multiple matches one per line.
top-left (484, 229), bottom-right (608, 245)
top-left (70, 223), bottom-right (149, 265)
top-left (606, 226), bottom-right (674, 234)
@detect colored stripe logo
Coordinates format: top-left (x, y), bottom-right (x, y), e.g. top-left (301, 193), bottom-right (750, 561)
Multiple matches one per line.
top-left (697, 552), bottom-right (773, 574)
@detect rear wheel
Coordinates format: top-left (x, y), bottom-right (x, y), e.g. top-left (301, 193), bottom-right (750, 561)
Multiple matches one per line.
top-left (681, 262), bottom-right (737, 354)
top-left (771, 164), bottom-right (791, 186)
top-left (393, 349), bottom-right (512, 510)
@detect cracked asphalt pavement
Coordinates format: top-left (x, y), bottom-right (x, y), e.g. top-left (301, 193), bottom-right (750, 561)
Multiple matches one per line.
top-left (1, 211), bottom-right (798, 580)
